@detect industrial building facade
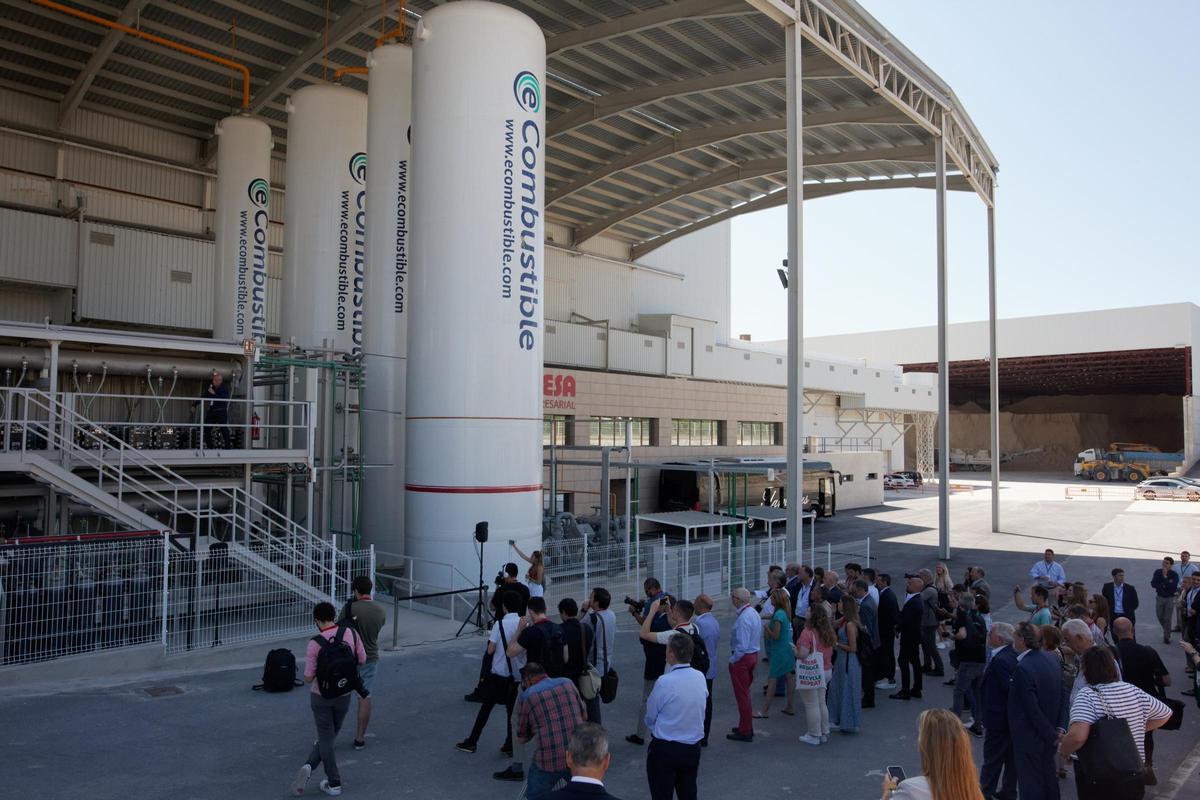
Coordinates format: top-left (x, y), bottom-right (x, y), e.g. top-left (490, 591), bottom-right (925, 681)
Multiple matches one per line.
top-left (0, 0), bottom-right (1004, 589)
top-left (806, 304), bottom-right (1200, 477)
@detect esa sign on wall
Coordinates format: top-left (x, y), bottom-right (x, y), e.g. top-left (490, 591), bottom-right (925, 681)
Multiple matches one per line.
top-left (543, 373), bottom-right (576, 410)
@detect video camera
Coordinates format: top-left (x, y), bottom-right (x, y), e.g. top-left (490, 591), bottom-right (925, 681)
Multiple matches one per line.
top-left (624, 594), bottom-right (672, 614)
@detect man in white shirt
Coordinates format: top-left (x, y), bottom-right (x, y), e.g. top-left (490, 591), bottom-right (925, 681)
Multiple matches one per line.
top-left (1029, 549), bottom-right (1067, 604)
top-left (644, 634), bottom-right (707, 800)
top-left (640, 597), bottom-right (697, 644)
top-left (457, 589), bottom-right (528, 754)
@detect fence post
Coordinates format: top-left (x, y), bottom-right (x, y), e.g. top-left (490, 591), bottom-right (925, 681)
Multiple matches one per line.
top-left (826, 543), bottom-right (831, 572)
top-left (725, 535), bottom-right (731, 595)
top-left (583, 529), bottom-right (590, 600)
top-left (330, 537), bottom-right (338, 602)
top-left (160, 532), bottom-right (170, 650)
top-left (661, 534), bottom-right (666, 588)
top-left (370, 544), bottom-right (376, 586)
top-left (741, 529), bottom-right (747, 588)
top-left (865, 538), bottom-right (870, 567)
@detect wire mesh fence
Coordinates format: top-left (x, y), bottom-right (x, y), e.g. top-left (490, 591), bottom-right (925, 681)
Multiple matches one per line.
top-left (0, 532), bottom-right (373, 665)
top-left (1, 534), bottom-right (166, 665)
top-left (535, 534), bottom-right (790, 628)
top-left (163, 543), bottom-right (372, 655)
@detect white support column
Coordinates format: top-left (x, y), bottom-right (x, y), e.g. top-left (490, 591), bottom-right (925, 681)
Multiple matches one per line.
top-left (47, 340), bottom-right (60, 449)
top-left (934, 133), bottom-right (950, 560)
top-left (988, 204), bottom-right (1000, 533)
top-left (784, 19), bottom-right (805, 543)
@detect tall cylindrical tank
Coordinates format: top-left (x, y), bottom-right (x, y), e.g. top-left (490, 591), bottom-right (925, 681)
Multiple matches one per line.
top-left (212, 114), bottom-right (272, 343)
top-left (361, 44), bottom-right (412, 556)
top-left (281, 84), bottom-right (369, 354)
top-left (406, 1), bottom-right (546, 580)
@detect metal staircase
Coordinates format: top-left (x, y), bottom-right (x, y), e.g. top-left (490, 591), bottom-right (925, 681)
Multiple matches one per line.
top-left (0, 388), bottom-right (337, 603)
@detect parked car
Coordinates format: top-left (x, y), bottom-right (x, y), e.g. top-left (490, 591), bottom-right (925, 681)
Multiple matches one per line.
top-left (894, 470), bottom-right (924, 486)
top-left (1136, 478), bottom-right (1200, 502)
top-left (884, 473), bottom-right (915, 490)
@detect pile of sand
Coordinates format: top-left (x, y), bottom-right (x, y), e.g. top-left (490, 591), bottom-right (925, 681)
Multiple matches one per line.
top-left (947, 394), bottom-right (1183, 473)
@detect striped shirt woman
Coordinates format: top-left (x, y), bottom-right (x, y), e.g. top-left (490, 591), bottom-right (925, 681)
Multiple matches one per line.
top-left (1068, 681), bottom-right (1171, 761)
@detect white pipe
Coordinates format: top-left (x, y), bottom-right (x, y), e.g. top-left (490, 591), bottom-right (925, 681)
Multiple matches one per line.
top-left (0, 346), bottom-right (240, 380)
top-left (545, 243), bottom-right (684, 281)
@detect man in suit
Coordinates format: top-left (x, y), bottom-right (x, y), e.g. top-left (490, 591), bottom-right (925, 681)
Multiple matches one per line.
top-left (549, 722), bottom-right (623, 800)
top-left (890, 574), bottom-right (925, 700)
top-left (1007, 621), bottom-right (1064, 800)
top-left (979, 622), bottom-right (1019, 800)
top-left (851, 578), bottom-right (879, 708)
top-left (1103, 567), bottom-right (1139, 628)
top-left (874, 573), bottom-right (899, 690)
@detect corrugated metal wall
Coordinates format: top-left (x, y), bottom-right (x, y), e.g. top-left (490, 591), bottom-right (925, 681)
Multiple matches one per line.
top-left (77, 221), bottom-right (212, 331)
top-left (546, 320), bottom-right (605, 369)
top-left (609, 329), bottom-right (666, 374)
top-left (0, 284), bottom-right (71, 324)
top-left (0, 207), bottom-right (77, 286)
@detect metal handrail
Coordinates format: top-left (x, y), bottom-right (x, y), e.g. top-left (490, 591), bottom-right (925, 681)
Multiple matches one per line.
top-left (1, 388), bottom-right (334, 586)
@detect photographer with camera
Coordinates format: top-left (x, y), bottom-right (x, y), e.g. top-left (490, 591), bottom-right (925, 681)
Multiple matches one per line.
top-left (464, 564), bottom-right (530, 704)
top-left (456, 590), bottom-right (526, 761)
top-left (626, 577), bottom-right (671, 746)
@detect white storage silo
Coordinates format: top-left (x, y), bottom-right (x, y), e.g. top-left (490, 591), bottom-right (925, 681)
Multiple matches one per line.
top-left (361, 44), bottom-right (412, 555)
top-left (281, 84), bottom-right (369, 355)
top-left (212, 114), bottom-right (272, 343)
top-left (406, 1), bottom-right (546, 580)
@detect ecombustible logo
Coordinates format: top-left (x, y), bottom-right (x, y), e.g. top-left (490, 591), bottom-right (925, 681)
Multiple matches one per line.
top-left (246, 178), bottom-right (270, 208)
top-left (348, 152), bottom-right (368, 184)
top-left (513, 70), bottom-right (541, 113)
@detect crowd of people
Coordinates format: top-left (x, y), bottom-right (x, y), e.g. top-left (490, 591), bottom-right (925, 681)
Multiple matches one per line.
top-left (283, 546), bottom-right (1199, 800)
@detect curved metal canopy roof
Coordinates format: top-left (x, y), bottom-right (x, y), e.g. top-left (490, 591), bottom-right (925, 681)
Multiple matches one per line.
top-left (0, 0), bottom-right (997, 257)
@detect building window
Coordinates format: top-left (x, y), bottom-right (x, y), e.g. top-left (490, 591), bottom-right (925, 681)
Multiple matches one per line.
top-left (543, 492), bottom-right (569, 514)
top-left (867, 472), bottom-right (878, 480)
top-left (671, 419), bottom-right (719, 446)
top-left (543, 415), bottom-right (571, 446)
top-left (737, 421), bottom-right (779, 446)
top-left (589, 416), bottom-right (652, 446)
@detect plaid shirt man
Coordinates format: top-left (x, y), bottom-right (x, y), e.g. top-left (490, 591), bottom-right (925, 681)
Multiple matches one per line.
top-left (515, 675), bottom-right (585, 771)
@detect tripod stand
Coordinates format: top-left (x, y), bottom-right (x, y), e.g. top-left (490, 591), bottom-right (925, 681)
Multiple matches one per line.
top-left (456, 522), bottom-right (491, 636)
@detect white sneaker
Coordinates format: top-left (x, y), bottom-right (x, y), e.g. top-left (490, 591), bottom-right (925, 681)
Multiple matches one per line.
top-left (319, 780), bottom-right (343, 797)
top-left (828, 723), bottom-right (840, 732)
top-left (962, 717), bottom-right (975, 728)
top-left (290, 764), bottom-right (312, 797)
top-left (875, 679), bottom-right (897, 689)
top-left (799, 734), bottom-right (822, 746)
top-left (820, 734), bottom-right (830, 743)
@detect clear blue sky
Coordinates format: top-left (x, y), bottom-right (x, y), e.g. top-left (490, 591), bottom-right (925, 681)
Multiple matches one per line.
top-left (730, 1), bottom-right (1200, 341)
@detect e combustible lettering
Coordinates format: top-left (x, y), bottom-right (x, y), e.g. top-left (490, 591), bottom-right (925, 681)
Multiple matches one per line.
top-left (500, 115), bottom-right (540, 352)
top-left (235, 202), bottom-right (268, 342)
top-left (336, 188), bottom-right (366, 355)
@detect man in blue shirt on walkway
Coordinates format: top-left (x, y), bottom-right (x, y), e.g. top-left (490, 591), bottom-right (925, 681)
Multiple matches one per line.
top-left (692, 594), bottom-right (720, 746)
top-left (644, 633), bottom-right (707, 800)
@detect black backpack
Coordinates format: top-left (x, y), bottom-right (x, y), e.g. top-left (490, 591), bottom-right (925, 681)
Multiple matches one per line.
top-left (312, 624), bottom-right (360, 699)
top-left (253, 648), bottom-right (302, 692)
top-left (542, 622), bottom-right (569, 679)
top-left (680, 627), bottom-right (710, 676)
top-left (1077, 687), bottom-right (1144, 792)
